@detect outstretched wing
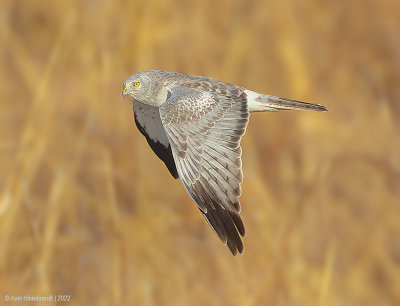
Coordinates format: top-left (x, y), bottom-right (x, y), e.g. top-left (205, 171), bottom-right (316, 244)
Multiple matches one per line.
top-left (159, 87), bottom-right (249, 255)
top-left (133, 100), bottom-right (178, 179)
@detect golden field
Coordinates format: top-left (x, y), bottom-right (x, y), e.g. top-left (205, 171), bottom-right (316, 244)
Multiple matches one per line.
top-left (0, 0), bottom-right (399, 305)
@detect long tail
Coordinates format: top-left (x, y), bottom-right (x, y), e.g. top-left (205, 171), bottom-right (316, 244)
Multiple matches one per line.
top-left (245, 90), bottom-right (328, 112)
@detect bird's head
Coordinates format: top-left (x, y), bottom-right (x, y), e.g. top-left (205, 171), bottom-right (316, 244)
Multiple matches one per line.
top-left (122, 71), bottom-right (153, 102)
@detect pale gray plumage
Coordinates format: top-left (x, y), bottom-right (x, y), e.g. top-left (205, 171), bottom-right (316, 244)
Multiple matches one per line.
top-left (122, 70), bottom-right (327, 255)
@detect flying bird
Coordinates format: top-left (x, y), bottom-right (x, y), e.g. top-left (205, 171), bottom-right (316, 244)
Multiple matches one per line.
top-left (122, 70), bottom-right (327, 255)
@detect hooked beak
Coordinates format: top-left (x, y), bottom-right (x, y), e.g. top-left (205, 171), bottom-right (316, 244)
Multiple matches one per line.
top-left (122, 85), bottom-right (128, 98)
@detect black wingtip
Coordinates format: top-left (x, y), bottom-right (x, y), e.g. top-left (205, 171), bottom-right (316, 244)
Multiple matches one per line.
top-left (201, 204), bottom-right (246, 256)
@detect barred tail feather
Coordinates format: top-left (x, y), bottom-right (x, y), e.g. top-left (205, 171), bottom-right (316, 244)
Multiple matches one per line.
top-left (245, 90), bottom-right (328, 112)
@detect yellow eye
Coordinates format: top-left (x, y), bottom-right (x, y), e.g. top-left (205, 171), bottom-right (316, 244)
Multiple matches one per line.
top-left (134, 82), bottom-right (140, 87)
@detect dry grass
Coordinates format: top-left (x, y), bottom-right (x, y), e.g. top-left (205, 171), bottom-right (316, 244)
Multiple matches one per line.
top-left (1, 0), bottom-right (400, 305)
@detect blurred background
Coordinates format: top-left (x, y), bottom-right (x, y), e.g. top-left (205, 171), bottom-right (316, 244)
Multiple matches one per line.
top-left (1, 0), bottom-right (399, 305)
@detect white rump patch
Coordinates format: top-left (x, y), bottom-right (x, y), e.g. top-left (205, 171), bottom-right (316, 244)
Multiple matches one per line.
top-left (244, 89), bottom-right (279, 112)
